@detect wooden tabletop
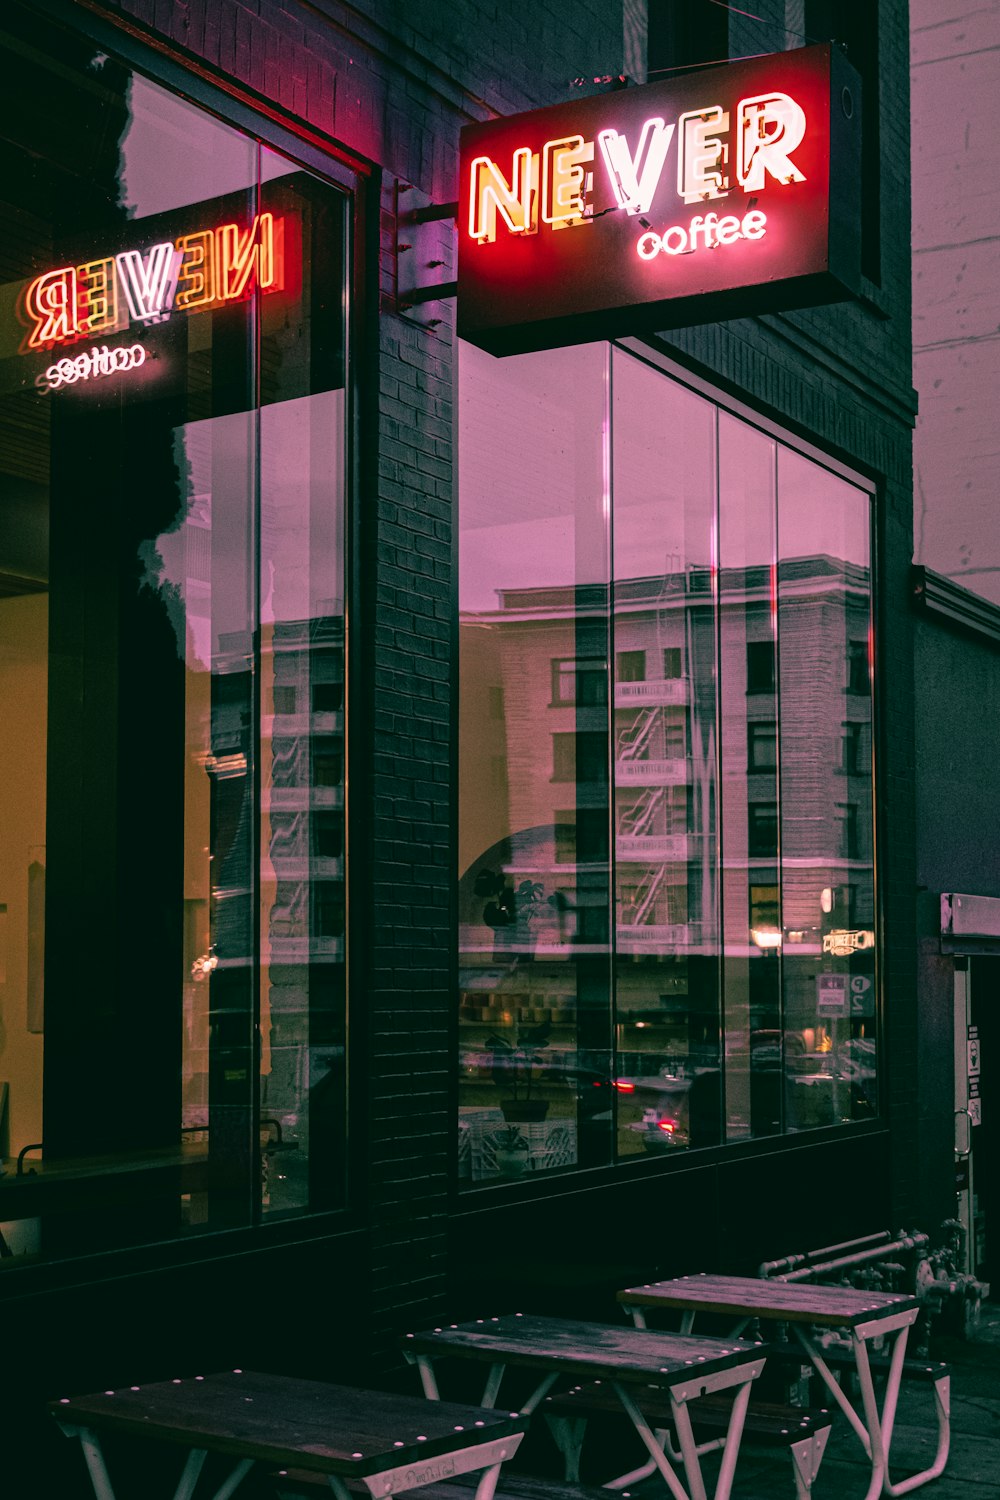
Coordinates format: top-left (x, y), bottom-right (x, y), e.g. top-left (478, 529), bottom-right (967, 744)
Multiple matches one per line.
top-left (617, 1276), bottom-right (919, 1329)
top-left (52, 1371), bottom-right (526, 1477)
top-left (405, 1313), bottom-right (764, 1386)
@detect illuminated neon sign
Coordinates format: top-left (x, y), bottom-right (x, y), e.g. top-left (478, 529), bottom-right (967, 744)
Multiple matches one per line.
top-left (457, 45), bottom-right (861, 356)
top-left (36, 343), bottom-right (148, 392)
top-left (21, 213), bottom-right (284, 351)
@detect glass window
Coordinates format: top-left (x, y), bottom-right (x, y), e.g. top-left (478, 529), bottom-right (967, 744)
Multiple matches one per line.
top-left (718, 414), bottom-right (781, 1141)
top-left (458, 343), bottom-right (876, 1184)
top-left (457, 342), bottom-right (613, 1184)
top-left (612, 350), bottom-right (721, 1159)
top-left (777, 448), bottom-right (875, 1132)
top-left (0, 22), bottom-right (350, 1263)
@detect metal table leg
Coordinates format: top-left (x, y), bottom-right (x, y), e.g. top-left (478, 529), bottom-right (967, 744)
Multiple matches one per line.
top-left (62, 1428), bottom-right (255, 1500)
top-left (609, 1371), bottom-right (756, 1500)
top-left (794, 1309), bottom-right (927, 1500)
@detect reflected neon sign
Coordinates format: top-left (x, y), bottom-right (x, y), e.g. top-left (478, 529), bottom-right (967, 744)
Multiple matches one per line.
top-left (22, 212), bottom-right (285, 351)
top-left (37, 342), bottom-right (148, 392)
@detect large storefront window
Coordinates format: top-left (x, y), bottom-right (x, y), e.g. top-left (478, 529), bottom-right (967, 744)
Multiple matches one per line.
top-left (0, 16), bottom-right (349, 1261)
top-left (458, 343), bottom-right (875, 1185)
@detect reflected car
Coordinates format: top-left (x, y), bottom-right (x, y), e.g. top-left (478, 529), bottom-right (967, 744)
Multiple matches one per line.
top-left (614, 1066), bottom-right (722, 1151)
top-left (460, 1050), bottom-right (614, 1121)
top-left (614, 1070), bottom-right (692, 1152)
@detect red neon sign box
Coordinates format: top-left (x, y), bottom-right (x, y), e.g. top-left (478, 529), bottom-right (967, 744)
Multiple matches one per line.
top-left (457, 45), bottom-right (861, 356)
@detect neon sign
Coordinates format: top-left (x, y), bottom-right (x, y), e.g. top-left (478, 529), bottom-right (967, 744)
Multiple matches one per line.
top-left (457, 45), bottom-right (861, 356)
top-left (22, 213), bottom-right (284, 351)
top-left (36, 342), bottom-right (148, 392)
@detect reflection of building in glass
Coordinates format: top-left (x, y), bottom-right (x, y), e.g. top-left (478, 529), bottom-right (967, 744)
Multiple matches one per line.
top-left (458, 551), bottom-right (874, 1164)
top-left (262, 613), bottom-right (346, 1208)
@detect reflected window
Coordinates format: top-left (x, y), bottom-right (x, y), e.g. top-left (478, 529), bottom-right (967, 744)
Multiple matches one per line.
top-left (663, 648), bottom-right (683, 679)
top-left (553, 732), bottom-right (607, 783)
top-left (836, 803), bottom-right (860, 859)
top-left (552, 656), bottom-right (607, 706)
top-left (312, 682), bottom-right (343, 713)
top-left (842, 721), bottom-right (865, 774)
top-left (748, 721), bottom-right (778, 772)
top-left (617, 650), bottom-right (646, 682)
top-left (748, 802), bottom-right (779, 857)
top-left (848, 640), bottom-right (870, 694)
top-left (746, 640), bottom-right (776, 694)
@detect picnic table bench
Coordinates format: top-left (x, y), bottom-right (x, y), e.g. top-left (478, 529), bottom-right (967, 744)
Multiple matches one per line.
top-left (403, 1313), bottom-right (767, 1500)
top-left (616, 1274), bottom-right (943, 1500)
top-left (52, 1370), bottom-right (527, 1500)
top-left (542, 1382), bottom-right (832, 1500)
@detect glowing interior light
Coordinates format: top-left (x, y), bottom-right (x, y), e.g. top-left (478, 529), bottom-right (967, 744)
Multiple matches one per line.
top-left (751, 926), bottom-right (783, 950)
top-left (597, 117), bottom-right (675, 215)
top-left (116, 242), bottom-right (179, 324)
top-left (677, 106), bottom-right (729, 204)
top-left (469, 149), bottom-right (536, 242)
top-left (217, 212), bottom-right (279, 300)
top-left (25, 267), bottom-right (78, 347)
top-left (174, 230), bottom-right (216, 310)
top-left (78, 258), bottom-right (118, 335)
top-left (541, 135), bottom-right (594, 226)
top-left (736, 93), bottom-right (807, 191)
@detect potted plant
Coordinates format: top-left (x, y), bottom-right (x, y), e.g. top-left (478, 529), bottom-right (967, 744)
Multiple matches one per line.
top-left (486, 1016), bottom-right (553, 1122)
top-left (474, 869), bottom-right (559, 954)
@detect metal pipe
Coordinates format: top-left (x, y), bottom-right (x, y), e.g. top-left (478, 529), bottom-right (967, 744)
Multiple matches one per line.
top-left (775, 1234), bottom-right (930, 1283)
top-left (804, 1232), bottom-right (894, 1261)
top-left (758, 1231), bottom-right (896, 1280)
top-left (757, 1251), bottom-right (810, 1278)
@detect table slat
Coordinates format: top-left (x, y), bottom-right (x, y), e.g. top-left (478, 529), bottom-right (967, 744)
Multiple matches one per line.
top-left (617, 1276), bottom-right (919, 1328)
top-left (405, 1313), bottom-right (763, 1385)
top-left (53, 1372), bottom-right (526, 1476)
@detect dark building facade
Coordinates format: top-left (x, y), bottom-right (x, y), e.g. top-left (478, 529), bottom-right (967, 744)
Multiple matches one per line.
top-left (910, 0), bottom-right (1000, 1291)
top-left (0, 1), bottom-right (925, 1492)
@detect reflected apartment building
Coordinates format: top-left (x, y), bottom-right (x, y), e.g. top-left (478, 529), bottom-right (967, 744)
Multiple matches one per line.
top-left (460, 548), bottom-right (875, 1179)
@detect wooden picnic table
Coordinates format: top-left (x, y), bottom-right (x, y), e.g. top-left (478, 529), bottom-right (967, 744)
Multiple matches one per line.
top-left (616, 1275), bottom-right (944, 1500)
top-left (403, 1312), bottom-right (766, 1500)
top-left (52, 1369), bottom-right (527, 1500)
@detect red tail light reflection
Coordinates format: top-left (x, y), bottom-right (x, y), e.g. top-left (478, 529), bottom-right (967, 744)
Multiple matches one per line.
top-left (656, 1118), bottom-right (678, 1134)
top-left (613, 1080), bottom-right (635, 1093)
